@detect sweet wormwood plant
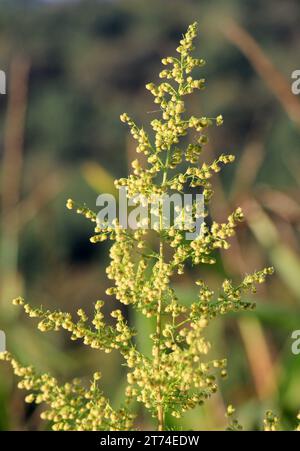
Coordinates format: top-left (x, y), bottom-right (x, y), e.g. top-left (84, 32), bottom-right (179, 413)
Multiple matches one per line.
top-left (1, 23), bottom-right (299, 432)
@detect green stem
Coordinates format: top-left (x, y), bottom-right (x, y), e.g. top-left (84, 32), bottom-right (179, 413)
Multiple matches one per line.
top-left (156, 223), bottom-right (165, 431)
top-left (155, 148), bottom-right (171, 431)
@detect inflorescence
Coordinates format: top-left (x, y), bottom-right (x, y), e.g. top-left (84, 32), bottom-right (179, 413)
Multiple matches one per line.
top-left (1, 22), bottom-right (297, 432)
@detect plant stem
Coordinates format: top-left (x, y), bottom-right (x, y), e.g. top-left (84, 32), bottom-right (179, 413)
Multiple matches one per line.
top-left (155, 147), bottom-right (171, 431)
top-left (156, 241), bottom-right (164, 431)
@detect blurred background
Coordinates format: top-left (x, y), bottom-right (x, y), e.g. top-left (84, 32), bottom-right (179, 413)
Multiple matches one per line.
top-left (0, 0), bottom-right (300, 431)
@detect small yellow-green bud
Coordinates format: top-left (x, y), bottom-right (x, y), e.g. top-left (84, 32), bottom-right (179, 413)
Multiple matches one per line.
top-left (93, 372), bottom-right (102, 381)
top-left (216, 115), bottom-right (223, 126)
top-left (66, 198), bottom-right (74, 210)
top-left (120, 113), bottom-right (129, 123)
top-left (12, 297), bottom-right (24, 306)
top-left (226, 405), bottom-right (235, 416)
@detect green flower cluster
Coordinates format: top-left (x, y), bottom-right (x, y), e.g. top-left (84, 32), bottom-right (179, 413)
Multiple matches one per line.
top-left (0, 352), bottom-right (133, 431)
top-left (0, 22), bottom-right (297, 431)
top-left (11, 297), bottom-right (135, 352)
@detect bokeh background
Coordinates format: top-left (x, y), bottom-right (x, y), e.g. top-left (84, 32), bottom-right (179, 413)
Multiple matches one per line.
top-left (0, 0), bottom-right (300, 431)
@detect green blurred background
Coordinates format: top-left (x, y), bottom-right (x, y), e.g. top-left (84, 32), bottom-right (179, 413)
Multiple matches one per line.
top-left (0, 0), bottom-right (300, 430)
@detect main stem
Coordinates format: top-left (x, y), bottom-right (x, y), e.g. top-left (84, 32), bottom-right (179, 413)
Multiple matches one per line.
top-left (155, 148), bottom-right (170, 431)
top-left (156, 241), bottom-right (164, 431)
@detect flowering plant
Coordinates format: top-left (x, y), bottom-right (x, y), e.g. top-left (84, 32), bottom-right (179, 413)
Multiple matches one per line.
top-left (1, 22), bottom-right (298, 431)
